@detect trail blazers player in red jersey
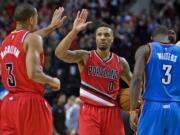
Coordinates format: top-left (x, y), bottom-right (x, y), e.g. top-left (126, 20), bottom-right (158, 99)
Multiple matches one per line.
top-left (0, 3), bottom-right (66, 135)
top-left (55, 9), bottom-right (132, 135)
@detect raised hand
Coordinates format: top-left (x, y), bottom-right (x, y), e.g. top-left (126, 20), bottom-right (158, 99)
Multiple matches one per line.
top-left (73, 9), bottom-right (92, 33)
top-left (50, 7), bottom-right (67, 29)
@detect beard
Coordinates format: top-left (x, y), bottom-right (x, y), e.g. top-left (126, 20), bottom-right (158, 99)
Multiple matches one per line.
top-left (99, 46), bottom-right (108, 51)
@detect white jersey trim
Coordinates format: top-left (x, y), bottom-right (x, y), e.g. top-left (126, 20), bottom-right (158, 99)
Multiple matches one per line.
top-left (81, 81), bottom-right (116, 100)
top-left (94, 50), bottom-right (113, 63)
top-left (21, 31), bottom-right (29, 43)
top-left (80, 88), bottom-right (115, 106)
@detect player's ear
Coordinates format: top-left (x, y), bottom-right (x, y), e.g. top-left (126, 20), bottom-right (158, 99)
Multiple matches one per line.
top-left (109, 37), bottom-right (114, 47)
top-left (111, 36), bottom-right (114, 43)
top-left (29, 16), bottom-right (34, 25)
top-left (110, 33), bottom-right (114, 44)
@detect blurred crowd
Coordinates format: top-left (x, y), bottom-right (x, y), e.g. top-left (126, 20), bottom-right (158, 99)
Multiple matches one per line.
top-left (0, 0), bottom-right (180, 134)
top-left (52, 94), bottom-right (81, 135)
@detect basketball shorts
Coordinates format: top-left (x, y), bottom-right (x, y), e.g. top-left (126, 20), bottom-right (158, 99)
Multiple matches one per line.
top-left (0, 89), bottom-right (8, 135)
top-left (0, 100), bottom-right (2, 135)
top-left (0, 93), bottom-right (52, 135)
top-left (138, 101), bottom-right (180, 135)
top-left (79, 103), bottom-right (125, 135)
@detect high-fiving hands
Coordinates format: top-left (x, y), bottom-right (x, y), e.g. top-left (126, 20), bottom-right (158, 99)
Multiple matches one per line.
top-left (72, 9), bottom-right (92, 33)
top-left (50, 7), bottom-right (67, 29)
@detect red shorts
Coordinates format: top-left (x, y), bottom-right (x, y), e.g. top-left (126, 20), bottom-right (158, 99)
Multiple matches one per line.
top-left (0, 100), bottom-right (2, 135)
top-left (79, 104), bottom-right (125, 135)
top-left (0, 100), bottom-right (2, 120)
top-left (0, 93), bottom-right (52, 135)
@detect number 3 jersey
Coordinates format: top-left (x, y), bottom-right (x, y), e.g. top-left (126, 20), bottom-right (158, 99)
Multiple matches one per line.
top-left (80, 50), bottom-right (122, 107)
top-left (144, 42), bottom-right (180, 102)
top-left (0, 30), bottom-right (44, 95)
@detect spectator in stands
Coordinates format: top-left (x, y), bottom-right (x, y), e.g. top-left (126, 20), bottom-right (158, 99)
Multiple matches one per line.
top-left (66, 97), bottom-right (81, 135)
top-left (52, 94), bottom-right (67, 135)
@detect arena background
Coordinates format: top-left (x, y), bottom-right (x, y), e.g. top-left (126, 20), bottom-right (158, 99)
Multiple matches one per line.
top-left (0, 0), bottom-right (180, 135)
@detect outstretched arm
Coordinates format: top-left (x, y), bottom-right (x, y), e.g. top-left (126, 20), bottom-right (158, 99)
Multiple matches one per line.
top-left (130, 45), bottom-right (150, 111)
top-left (34, 7), bottom-right (66, 37)
top-left (55, 9), bottom-right (92, 64)
top-left (119, 57), bottom-right (132, 86)
top-left (25, 33), bottom-right (61, 91)
top-left (129, 45), bottom-right (149, 131)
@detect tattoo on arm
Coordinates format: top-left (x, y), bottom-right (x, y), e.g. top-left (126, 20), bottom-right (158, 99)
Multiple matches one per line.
top-left (59, 50), bottom-right (89, 64)
top-left (120, 57), bottom-right (132, 86)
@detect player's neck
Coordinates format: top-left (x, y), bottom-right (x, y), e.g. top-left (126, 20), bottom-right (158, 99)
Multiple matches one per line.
top-left (96, 49), bottom-right (111, 61)
top-left (16, 23), bottom-right (30, 31)
top-left (154, 36), bottom-right (170, 44)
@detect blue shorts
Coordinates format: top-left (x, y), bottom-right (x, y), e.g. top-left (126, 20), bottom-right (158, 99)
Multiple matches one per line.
top-left (0, 89), bottom-right (8, 101)
top-left (138, 101), bottom-right (180, 135)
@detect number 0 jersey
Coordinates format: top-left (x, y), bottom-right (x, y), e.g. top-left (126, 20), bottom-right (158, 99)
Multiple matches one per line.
top-left (143, 42), bottom-right (180, 102)
top-left (80, 50), bottom-right (122, 107)
top-left (0, 30), bottom-right (44, 95)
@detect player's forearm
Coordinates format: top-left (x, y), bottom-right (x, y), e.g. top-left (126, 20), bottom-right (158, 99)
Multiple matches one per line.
top-left (55, 29), bottom-right (78, 59)
top-left (130, 75), bottom-right (143, 111)
top-left (28, 69), bottom-right (54, 86)
top-left (34, 25), bottom-right (56, 38)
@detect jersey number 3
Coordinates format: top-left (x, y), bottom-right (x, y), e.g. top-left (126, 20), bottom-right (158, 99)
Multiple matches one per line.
top-left (6, 63), bottom-right (16, 87)
top-left (162, 64), bottom-right (172, 85)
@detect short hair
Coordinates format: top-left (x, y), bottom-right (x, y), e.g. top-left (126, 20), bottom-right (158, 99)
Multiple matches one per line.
top-left (151, 25), bottom-right (169, 38)
top-left (93, 20), bottom-right (112, 31)
top-left (14, 3), bottom-right (36, 22)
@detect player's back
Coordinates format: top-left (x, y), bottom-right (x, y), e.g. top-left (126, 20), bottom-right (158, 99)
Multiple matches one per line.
top-left (0, 30), bottom-right (44, 95)
top-left (144, 42), bottom-right (180, 102)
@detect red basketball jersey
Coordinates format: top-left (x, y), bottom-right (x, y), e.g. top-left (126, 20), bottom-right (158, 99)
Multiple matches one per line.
top-left (80, 50), bottom-right (122, 106)
top-left (0, 30), bottom-right (44, 95)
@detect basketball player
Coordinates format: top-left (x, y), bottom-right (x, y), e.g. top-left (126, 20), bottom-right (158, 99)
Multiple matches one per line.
top-left (55, 9), bottom-right (132, 135)
top-left (130, 26), bottom-right (180, 135)
top-left (0, 4), bottom-right (66, 135)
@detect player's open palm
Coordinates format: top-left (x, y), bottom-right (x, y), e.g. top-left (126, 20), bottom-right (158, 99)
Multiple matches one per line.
top-left (73, 9), bottom-right (92, 33)
top-left (50, 7), bottom-right (67, 29)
